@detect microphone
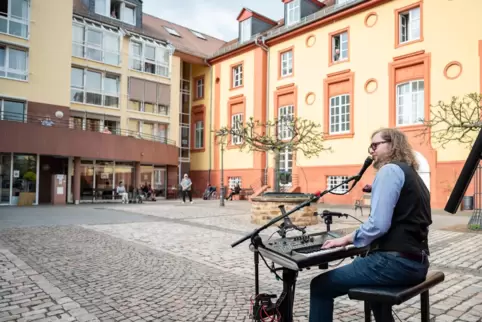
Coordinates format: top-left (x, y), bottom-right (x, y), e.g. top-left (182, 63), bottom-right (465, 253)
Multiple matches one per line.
top-left (322, 210), bottom-right (348, 218)
top-left (355, 157), bottom-right (373, 181)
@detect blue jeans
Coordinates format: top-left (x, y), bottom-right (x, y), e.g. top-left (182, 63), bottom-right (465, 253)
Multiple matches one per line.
top-left (309, 251), bottom-right (429, 322)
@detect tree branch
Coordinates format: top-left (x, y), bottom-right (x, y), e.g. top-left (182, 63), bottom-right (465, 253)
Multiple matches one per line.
top-left (419, 92), bottom-right (482, 148)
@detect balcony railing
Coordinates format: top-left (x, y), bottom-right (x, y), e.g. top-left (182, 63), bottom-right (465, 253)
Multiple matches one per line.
top-left (0, 111), bottom-right (176, 145)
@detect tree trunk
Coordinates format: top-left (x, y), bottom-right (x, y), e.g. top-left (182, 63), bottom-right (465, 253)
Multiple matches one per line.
top-left (273, 151), bottom-right (280, 193)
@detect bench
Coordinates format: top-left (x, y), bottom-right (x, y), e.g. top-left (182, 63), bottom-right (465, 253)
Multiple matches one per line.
top-left (232, 187), bottom-right (254, 200)
top-left (348, 271), bottom-right (445, 322)
top-left (354, 194), bottom-right (371, 216)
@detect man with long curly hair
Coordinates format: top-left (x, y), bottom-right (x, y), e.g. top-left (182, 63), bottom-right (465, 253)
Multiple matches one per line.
top-left (309, 128), bottom-right (432, 322)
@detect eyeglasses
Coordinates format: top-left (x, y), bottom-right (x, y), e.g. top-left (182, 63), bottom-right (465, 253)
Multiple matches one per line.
top-left (368, 140), bottom-right (389, 153)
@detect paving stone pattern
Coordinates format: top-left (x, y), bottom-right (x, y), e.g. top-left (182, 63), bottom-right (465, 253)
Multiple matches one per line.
top-left (0, 202), bottom-right (481, 322)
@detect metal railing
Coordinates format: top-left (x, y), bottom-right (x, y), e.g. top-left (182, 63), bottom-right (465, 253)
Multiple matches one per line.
top-left (0, 111), bottom-right (176, 145)
top-left (209, 0), bottom-right (365, 58)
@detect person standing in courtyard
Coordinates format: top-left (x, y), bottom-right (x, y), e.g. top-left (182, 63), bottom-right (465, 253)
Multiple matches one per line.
top-left (180, 173), bottom-right (193, 204)
top-left (309, 128), bottom-right (432, 322)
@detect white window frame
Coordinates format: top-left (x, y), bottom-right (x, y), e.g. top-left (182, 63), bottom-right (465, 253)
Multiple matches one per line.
top-left (239, 19), bottom-right (251, 43)
top-left (228, 177), bottom-right (242, 190)
top-left (286, 0), bottom-right (300, 26)
top-left (399, 7), bottom-right (420, 44)
top-left (164, 26), bottom-right (181, 37)
top-left (72, 18), bottom-right (121, 66)
top-left (129, 38), bottom-right (171, 78)
top-left (327, 176), bottom-right (349, 193)
top-left (231, 113), bottom-right (243, 145)
top-left (281, 50), bottom-right (293, 77)
top-left (278, 105), bottom-right (294, 140)
top-left (70, 67), bottom-right (120, 108)
top-left (194, 120), bottom-right (204, 149)
top-left (196, 78), bottom-right (204, 99)
top-left (279, 147), bottom-right (293, 187)
top-left (0, 98), bottom-right (26, 122)
top-left (396, 80), bottom-right (424, 126)
top-left (121, 2), bottom-right (136, 25)
top-left (0, 44), bottom-right (29, 81)
top-left (191, 30), bottom-right (206, 40)
top-left (332, 31), bottom-right (348, 62)
top-left (0, 0), bottom-right (30, 39)
top-left (95, 0), bottom-right (136, 26)
top-left (232, 65), bottom-right (243, 88)
top-left (329, 94), bottom-right (350, 134)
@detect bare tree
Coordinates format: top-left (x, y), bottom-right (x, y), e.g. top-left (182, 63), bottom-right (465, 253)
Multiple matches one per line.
top-left (420, 92), bottom-right (482, 148)
top-left (214, 116), bottom-right (332, 192)
top-left (421, 92), bottom-right (482, 229)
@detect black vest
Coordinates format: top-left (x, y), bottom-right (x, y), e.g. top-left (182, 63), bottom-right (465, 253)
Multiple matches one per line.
top-left (371, 161), bottom-right (432, 255)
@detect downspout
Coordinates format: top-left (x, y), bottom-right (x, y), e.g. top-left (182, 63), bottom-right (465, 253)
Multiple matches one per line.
top-left (204, 58), bottom-right (213, 185)
top-left (254, 36), bottom-right (270, 186)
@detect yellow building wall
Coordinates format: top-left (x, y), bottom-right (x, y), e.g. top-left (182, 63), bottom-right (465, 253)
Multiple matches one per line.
top-left (218, 51), bottom-right (256, 169)
top-left (0, 0), bottom-right (72, 107)
top-left (190, 64), bottom-right (212, 171)
top-left (69, 32), bottom-right (180, 147)
top-left (267, 0), bottom-right (482, 168)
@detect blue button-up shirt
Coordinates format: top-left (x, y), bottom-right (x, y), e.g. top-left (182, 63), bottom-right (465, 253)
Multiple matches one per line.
top-left (353, 164), bottom-right (405, 248)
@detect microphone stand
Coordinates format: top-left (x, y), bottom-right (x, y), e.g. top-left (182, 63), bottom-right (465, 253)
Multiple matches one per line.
top-left (232, 172), bottom-right (365, 322)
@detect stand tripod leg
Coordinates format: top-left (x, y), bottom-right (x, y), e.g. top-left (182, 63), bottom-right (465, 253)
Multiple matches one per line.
top-left (254, 249), bottom-right (259, 296)
top-left (278, 268), bottom-right (297, 322)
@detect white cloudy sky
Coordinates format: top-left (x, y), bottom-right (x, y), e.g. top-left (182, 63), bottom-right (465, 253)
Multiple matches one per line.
top-left (142, 0), bottom-right (284, 41)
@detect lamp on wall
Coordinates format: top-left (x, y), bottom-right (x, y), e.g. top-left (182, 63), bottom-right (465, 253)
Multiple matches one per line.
top-left (55, 111), bottom-right (64, 119)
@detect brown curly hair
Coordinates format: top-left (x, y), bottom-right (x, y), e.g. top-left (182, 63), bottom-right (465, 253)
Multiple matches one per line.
top-left (371, 128), bottom-right (419, 171)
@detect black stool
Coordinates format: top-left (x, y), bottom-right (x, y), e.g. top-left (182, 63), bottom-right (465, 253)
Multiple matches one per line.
top-left (348, 271), bottom-right (445, 322)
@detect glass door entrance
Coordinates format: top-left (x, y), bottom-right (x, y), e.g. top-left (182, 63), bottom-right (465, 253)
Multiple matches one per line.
top-left (0, 153), bottom-right (12, 204)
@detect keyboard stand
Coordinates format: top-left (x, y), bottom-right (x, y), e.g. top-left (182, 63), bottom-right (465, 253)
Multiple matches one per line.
top-left (278, 268), bottom-right (297, 322)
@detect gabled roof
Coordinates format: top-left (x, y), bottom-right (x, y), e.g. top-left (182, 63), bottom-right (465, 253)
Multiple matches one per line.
top-left (72, 0), bottom-right (226, 59)
top-left (236, 8), bottom-right (278, 26)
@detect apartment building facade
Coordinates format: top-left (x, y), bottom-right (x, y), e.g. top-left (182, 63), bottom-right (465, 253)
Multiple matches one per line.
top-left (0, 0), bottom-right (223, 205)
top-left (190, 0), bottom-right (482, 209)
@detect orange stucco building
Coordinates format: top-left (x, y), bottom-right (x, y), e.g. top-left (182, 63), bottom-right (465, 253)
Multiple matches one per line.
top-left (189, 0), bottom-right (481, 210)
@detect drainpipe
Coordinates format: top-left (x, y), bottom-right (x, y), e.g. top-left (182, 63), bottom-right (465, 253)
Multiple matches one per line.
top-left (254, 36), bottom-right (270, 186)
top-left (204, 58), bottom-right (213, 185)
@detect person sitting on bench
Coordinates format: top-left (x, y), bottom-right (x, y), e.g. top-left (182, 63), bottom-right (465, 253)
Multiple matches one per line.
top-left (309, 128), bottom-right (432, 322)
top-left (226, 183), bottom-right (241, 200)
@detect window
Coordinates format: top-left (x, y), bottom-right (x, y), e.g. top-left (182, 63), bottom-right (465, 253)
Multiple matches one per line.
top-left (286, 0), bottom-right (300, 26)
top-left (239, 19), bottom-right (251, 43)
top-left (0, 44), bottom-right (28, 80)
top-left (399, 7), bottom-right (420, 43)
top-left (281, 50), bottom-right (293, 77)
top-left (278, 105), bottom-right (294, 140)
top-left (72, 19), bottom-right (121, 65)
top-left (327, 176), bottom-right (348, 193)
top-left (329, 94), bottom-right (350, 134)
top-left (164, 26), bottom-right (181, 37)
top-left (396, 80), bottom-right (424, 126)
top-left (96, 0), bottom-right (136, 25)
top-left (194, 121), bottom-right (203, 149)
top-left (196, 78), bottom-right (204, 99)
top-left (232, 64), bottom-right (243, 88)
top-left (129, 39), bottom-right (171, 78)
top-left (0, 98), bottom-right (25, 122)
top-left (128, 78), bottom-right (170, 116)
top-left (228, 177), bottom-right (242, 189)
top-left (70, 67), bottom-right (120, 108)
top-left (191, 30), bottom-right (206, 40)
top-left (0, 0), bottom-right (29, 38)
top-left (231, 114), bottom-right (243, 145)
top-left (332, 31), bottom-right (348, 62)
top-left (279, 148), bottom-right (293, 186)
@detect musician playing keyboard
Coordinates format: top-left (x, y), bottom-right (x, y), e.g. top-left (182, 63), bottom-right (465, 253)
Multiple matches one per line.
top-left (309, 128), bottom-right (432, 322)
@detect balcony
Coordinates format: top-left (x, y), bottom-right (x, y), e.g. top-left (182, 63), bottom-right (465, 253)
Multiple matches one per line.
top-left (0, 111), bottom-right (178, 166)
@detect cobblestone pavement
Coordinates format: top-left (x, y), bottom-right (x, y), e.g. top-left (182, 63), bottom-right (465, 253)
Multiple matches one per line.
top-left (0, 201), bottom-right (481, 322)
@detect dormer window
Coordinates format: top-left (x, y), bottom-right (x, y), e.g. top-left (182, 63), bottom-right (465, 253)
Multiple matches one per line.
top-left (239, 19), bottom-right (251, 43)
top-left (286, 0), bottom-right (301, 26)
top-left (95, 0), bottom-right (137, 26)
